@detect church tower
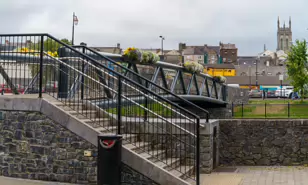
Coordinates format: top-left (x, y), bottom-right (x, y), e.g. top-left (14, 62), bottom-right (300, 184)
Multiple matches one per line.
top-left (277, 16), bottom-right (292, 53)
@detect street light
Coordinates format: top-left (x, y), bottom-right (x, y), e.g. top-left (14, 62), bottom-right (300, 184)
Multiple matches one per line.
top-left (255, 56), bottom-right (259, 87)
top-left (159, 36), bottom-right (165, 60)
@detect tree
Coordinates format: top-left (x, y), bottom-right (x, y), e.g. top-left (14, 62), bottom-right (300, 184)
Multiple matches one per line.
top-left (27, 38), bottom-right (72, 85)
top-left (286, 40), bottom-right (308, 101)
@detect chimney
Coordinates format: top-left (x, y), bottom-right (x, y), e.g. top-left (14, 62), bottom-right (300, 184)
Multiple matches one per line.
top-left (117, 43), bottom-right (120, 48)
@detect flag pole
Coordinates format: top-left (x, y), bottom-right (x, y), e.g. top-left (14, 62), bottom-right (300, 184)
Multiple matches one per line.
top-left (72, 12), bottom-right (75, 45)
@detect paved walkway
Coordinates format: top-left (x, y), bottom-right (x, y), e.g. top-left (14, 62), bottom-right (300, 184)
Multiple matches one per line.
top-left (202, 166), bottom-right (308, 185)
top-left (0, 176), bottom-right (77, 185)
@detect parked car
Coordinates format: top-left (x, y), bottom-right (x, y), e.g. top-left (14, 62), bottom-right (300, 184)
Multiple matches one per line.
top-left (275, 86), bottom-right (294, 98)
top-left (0, 84), bottom-right (24, 93)
top-left (45, 81), bottom-right (58, 92)
top-left (249, 90), bottom-right (262, 98)
top-left (266, 90), bottom-right (276, 98)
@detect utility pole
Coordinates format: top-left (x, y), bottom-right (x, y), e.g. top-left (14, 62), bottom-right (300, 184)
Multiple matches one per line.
top-left (159, 36), bottom-right (165, 61)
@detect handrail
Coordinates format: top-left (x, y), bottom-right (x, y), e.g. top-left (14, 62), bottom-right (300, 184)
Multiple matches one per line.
top-left (0, 33), bottom-right (201, 184)
top-left (74, 45), bottom-right (210, 121)
top-left (80, 47), bottom-right (218, 80)
top-left (45, 34), bottom-right (201, 120)
top-left (0, 33), bottom-right (200, 119)
top-left (48, 54), bottom-right (197, 137)
top-left (59, 56), bottom-right (196, 124)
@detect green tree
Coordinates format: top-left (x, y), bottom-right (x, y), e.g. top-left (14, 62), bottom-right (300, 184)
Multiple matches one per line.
top-left (28, 38), bottom-right (72, 85)
top-left (286, 40), bottom-right (308, 101)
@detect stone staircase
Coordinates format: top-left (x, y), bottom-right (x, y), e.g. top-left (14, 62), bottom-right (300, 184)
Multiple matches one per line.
top-left (53, 100), bottom-right (196, 185)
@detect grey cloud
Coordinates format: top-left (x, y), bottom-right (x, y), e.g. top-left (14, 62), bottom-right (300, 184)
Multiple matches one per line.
top-left (1, 0), bottom-right (308, 55)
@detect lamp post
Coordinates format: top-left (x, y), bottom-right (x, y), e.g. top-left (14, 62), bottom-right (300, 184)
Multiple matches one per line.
top-left (159, 36), bottom-right (165, 61)
top-left (249, 65), bottom-right (251, 90)
top-left (255, 56), bottom-right (259, 88)
top-left (72, 12), bottom-right (78, 45)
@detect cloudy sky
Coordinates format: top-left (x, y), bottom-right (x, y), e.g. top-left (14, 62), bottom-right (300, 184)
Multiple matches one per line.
top-left (1, 0), bottom-right (307, 55)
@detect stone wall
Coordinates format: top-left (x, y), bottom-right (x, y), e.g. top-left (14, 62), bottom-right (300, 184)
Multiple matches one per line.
top-left (220, 119), bottom-right (308, 166)
top-left (0, 111), bottom-right (159, 184)
top-left (226, 86), bottom-right (249, 104)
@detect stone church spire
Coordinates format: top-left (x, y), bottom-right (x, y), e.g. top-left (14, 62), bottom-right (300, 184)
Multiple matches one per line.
top-left (289, 16), bottom-right (291, 29)
top-left (277, 16), bottom-right (280, 28)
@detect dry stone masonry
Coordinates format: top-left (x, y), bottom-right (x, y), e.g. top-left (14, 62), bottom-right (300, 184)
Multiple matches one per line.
top-left (220, 119), bottom-right (308, 166)
top-left (0, 111), bottom-right (159, 184)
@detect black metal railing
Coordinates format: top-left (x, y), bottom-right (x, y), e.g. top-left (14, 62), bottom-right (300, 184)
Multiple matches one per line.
top-left (73, 46), bottom-right (227, 102)
top-left (232, 102), bottom-right (308, 118)
top-left (73, 45), bottom-right (209, 121)
top-left (0, 33), bottom-right (201, 184)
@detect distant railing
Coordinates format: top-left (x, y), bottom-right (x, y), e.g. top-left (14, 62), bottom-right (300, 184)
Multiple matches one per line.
top-left (232, 103), bottom-right (308, 118)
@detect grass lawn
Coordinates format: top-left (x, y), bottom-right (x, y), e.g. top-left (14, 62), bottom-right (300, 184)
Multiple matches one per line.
top-left (106, 103), bottom-right (173, 117)
top-left (234, 99), bottom-right (308, 118)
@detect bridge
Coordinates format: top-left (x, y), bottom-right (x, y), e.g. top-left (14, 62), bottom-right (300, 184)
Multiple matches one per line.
top-left (0, 33), bottom-right (230, 185)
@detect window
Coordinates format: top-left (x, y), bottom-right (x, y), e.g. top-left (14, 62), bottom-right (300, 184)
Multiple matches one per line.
top-left (286, 38), bottom-right (289, 49)
top-left (186, 56), bottom-right (191, 59)
top-left (198, 56), bottom-right (202, 59)
top-left (281, 38), bottom-right (283, 49)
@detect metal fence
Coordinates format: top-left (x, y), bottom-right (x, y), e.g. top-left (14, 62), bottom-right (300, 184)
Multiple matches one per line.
top-left (232, 103), bottom-right (308, 118)
top-left (0, 33), bottom-right (201, 184)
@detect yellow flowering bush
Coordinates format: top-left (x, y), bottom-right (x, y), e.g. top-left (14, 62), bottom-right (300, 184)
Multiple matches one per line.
top-left (123, 47), bottom-right (159, 64)
top-left (17, 47), bottom-right (58, 57)
top-left (213, 75), bottom-right (227, 83)
top-left (183, 61), bottom-right (204, 74)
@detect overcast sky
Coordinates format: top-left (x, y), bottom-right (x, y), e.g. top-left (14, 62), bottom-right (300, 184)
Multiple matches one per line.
top-left (1, 0), bottom-right (307, 55)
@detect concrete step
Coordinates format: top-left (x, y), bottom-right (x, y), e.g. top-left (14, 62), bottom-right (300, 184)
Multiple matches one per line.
top-left (67, 110), bottom-right (98, 119)
top-left (170, 165), bottom-right (195, 179)
top-left (124, 142), bottom-right (152, 151)
top-left (185, 178), bottom-right (196, 185)
top-left (137, 149), bottom-right (165, 160)
top-left (79, 118), bottom-right (114, 128)
top-left (152, 158), bottom-right (181, 170)
top-left (95, 126), bottom-right (124, 134)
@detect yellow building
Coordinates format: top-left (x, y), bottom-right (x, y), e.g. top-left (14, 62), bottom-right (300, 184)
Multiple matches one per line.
top-left (203, 64), bottom-right (236, 76)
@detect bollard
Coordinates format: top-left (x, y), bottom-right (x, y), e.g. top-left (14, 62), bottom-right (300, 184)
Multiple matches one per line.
top-left (97, 135), bottom-right (122, 185)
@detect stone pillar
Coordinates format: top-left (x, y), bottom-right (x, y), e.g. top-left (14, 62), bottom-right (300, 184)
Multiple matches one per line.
top-left (200, 120), bottom-right (219, 173)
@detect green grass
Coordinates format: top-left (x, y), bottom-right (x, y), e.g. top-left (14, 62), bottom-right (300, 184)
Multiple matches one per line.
top-left (106, 103), bottom-right (173, 117)
top-left (249, 99), bottom-right (308, 104)
top-left (234, 101), bottom-right (308, 118)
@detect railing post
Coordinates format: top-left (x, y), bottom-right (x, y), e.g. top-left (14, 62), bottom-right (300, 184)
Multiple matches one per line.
top-left (81, 46), bottom-right (85, 100)
top-left (265, 103), bottom-right (267, 118)
top-left (144, 81), bottom-right (148, 121)
top-left (196, 118), bottom-right (200, 185)
top-left (117, 76), bottom-right (122, 135)
top-left (288, 102), bottom-right (290, 118)
top-left (39, 35), bottom-right (44, 98)
top-left (231, 102), bottom-right (234, 117)
top-left (241, 102), bottom-right (244, 118)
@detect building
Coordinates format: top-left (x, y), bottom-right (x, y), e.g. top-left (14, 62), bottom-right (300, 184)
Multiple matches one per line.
top-left (89, 43), bottom-right (122, 54)
top-left (219, 42), bottom-right (238, 64)
top-left (277, 17), bottom-right (292, 53)
top-left (179, 43), bottom-right (220, 64)
top-left (204, 64), bottom-right (236, 76)
top-left (163, 50), bottom-right (182, 65)
top-left (182, 47), bottom-right (204, 64)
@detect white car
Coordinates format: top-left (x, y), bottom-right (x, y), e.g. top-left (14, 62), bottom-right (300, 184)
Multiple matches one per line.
top-left (275, 86), bottom-right (294, 98)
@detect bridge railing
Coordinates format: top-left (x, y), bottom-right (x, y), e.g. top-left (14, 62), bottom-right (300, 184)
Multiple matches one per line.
top-left (0, 33), bottom-right (201, 184)
top-left (76, 47), bottom-right (227, 102)
top-left (73, 45), bottom-right (210, 120)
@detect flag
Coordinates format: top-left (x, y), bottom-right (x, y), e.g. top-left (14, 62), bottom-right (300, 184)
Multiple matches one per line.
top-left (73, 14), bottom-right (78, 26)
